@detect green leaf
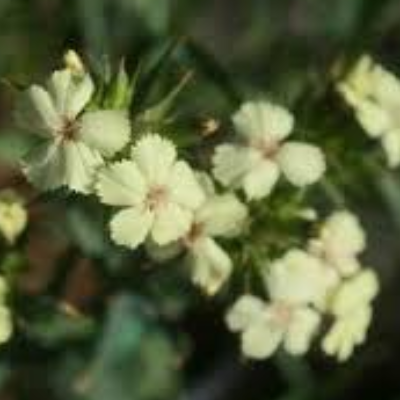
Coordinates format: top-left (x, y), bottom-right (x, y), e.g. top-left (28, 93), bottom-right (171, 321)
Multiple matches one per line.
top-left (23, 301), bottom-right (96, 346)
top-left (80, 295), bottom-right (181, 400)
top-left (140, 71), bottom-right (192, 123)
top-left (0, 130), bottom-right (35, 166)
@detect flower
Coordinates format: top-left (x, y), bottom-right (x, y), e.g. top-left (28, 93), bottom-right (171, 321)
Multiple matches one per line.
top-left (0, 192), bottom-right (28, 245)
top-left (16, 68), bottom-right (131, 193)
top-left (147, 173), bottom-right (248, 295)
top-left (226, 249), bottom-right (329, 359)
top-left (226, 294), bottom-right (321, 359)
top-left (212, 101), bottom-right (326, 200)
top-left (97, 134), bottom-right (205, 249)
top-left (309, 211), bottom-right (366, 278)
top-left (322, 269), bottom-right (379, 361)
top-left (0, 277), bottom-right (12, 344)
top-left (338, 55), bottom-right (400, 167)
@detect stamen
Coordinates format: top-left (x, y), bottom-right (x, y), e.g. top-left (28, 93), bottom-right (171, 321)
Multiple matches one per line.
top-left (146, 186), bottom-right (168, 210)
top-left (58, 116), bottom-right (79, 141)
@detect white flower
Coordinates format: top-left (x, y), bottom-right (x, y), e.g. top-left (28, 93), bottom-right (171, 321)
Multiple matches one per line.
top-left (225, 249), bottom-right (332, 359)
top-left (147, 173), bottom-right (248, 295)
top-left (309, 211), bottom-right (366, 278)
top-left (338, 55), bottom-right (400, 167)
top-left (322, 269), bottom-right (379, 361)
top-left (97, 134), bottom-right (205, 249)
top-left (226, 294), bottom-right (321, 359)
top-left (0, 195), bottom-right (27, 244)
top-left (212, 101), bottom-right (326, 199)
top-left (16, 69), bottom-right (131, 193)
top-left (0, 277), bottom-right (12, 344)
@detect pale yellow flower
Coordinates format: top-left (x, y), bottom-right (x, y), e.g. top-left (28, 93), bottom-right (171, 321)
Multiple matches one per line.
top-left (226, 294), bottom-right (320, 359)
top-left (16, 69), bottom-right (131, 193)
top-left (97, 134), bottom-right (205, 249)
top-left (212, 101), bottom-right (326, 199)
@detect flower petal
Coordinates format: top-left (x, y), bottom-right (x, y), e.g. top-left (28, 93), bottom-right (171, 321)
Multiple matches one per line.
top-left (110, 207), bottom-right (153, 249)
top-left (0, 307), bottom-right (12, 343)
top-left (47, 69), bottom-right (94, 118)
top-left (151, 202), bottom-right (192, 245)
top-left (226, 295), bottom-right (266, 332)
top-left (23, 141), bottom-right (66, 191)
top-left (212, 144), bottom-right (259, 188)
top-left (47, 69), bottom-right (73, 115)
top-left (277, 142), bottom-right (326, 187)
top-left (242, 320), bottom-right (283, 359)
top-left (79, 110), bottom-right (131, 157)
top-left (97, 161), bottom-right (147, 206)
top-left (355, 100), bottom-right (392, 138)
top-left (331, 269), bottom-right (379, 317)
top-left (242, 159), bottom-right (280, 200)
top-left (16, 86), bottom-right (59, 136)
top-left (197, 194), bottom-right (248, 238)
top-left (284, 307), bottom-right (321, 355)
top-left (382, 130), bottom-right (400, 168)
top-left (65, 73), bottom-right (94, 118)
top-left (168, 161), bottom-right (205, 210)
top-left (132, 134), bottom-right (176, 185)
top-left (267, 249), bottom-right (331, 306)
top-left (233, 101), bottom-right (294, 142)
top-left (189, 237), bottom-right (232, 295)
top-left (62, 141), bottom-right (103, 193)
top-left (322, 307), bottom-right (372, 361)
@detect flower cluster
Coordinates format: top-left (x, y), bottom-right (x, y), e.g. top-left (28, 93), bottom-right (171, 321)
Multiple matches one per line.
top-left (227, 211), bottom-right (378, 361)
top-left (9, 52), bottom-right (384, 360)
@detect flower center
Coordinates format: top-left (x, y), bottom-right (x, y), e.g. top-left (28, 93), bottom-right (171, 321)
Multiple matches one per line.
top-left (251, 138), bottom-right (280, 159)
top-left (58, 116), bottom-right (80, 141)
top-left (146, 186), bottom-right (168, 210)
top-left (270, 301), bottom-right (294, 328)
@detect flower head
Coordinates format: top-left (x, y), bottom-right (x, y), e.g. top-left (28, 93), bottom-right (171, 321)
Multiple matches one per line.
top-left (338, 56), bottom-right (400, 167)
top-left (226, 294), bottom-right (321, 359)
top-left (97, 134), bottom-right (205, 249)
top-left (212, 101), bottom-right (326, 199)
top-left (226, 249), bottom-right (331, 359)
top-left (16, 68), bottom-right (131, 193)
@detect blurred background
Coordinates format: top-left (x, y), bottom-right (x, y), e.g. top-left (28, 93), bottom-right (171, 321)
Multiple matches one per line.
top-left (1, 1), bottom-right (400, 399)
